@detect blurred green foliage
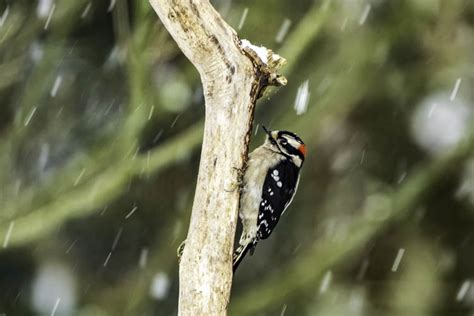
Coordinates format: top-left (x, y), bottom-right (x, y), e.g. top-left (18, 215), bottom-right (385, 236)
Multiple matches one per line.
top-left (0, 0), bottom-right (473, 315)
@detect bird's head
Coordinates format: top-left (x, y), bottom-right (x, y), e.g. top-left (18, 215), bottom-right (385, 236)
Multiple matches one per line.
top-left (262, 126), bottom-right (306, 167)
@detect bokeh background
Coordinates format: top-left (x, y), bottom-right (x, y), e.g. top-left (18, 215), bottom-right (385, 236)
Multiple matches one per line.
top-left (0, 0), bottom-right (473, 315)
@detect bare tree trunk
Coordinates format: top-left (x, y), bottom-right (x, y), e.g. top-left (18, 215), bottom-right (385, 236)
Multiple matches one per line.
top-left (148, 1), bottom-right (286, 314)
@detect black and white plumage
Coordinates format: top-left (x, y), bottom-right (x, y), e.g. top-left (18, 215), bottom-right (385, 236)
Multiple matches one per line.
top-left (233, 126), bottom-right (306, 271)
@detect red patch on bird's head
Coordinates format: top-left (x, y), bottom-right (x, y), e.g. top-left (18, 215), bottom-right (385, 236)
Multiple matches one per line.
top-left (298, 144), bottom-right (307, 156)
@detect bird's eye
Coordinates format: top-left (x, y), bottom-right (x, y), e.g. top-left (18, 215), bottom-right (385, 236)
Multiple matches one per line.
top-left (280, 139), bottom-right (287, 145)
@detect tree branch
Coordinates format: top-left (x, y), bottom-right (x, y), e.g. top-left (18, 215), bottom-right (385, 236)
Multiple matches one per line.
top-left (148, 0), bottom-right (285, 314)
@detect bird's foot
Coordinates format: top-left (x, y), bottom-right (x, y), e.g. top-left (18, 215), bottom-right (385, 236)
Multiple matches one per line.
top-left (177, 239), bottom-right (186, 263)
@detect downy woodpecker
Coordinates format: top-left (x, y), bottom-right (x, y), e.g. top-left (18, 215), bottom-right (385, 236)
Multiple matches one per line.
top-left (233, 126), bottom-right (306, 271)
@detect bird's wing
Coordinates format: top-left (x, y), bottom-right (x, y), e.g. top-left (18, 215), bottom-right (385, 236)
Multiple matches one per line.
top-left (256, 158), bottom-right (299, 240)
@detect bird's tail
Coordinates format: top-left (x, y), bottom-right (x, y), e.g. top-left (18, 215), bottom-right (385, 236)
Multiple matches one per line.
top-left (233, 242), bottom-right (254, 273)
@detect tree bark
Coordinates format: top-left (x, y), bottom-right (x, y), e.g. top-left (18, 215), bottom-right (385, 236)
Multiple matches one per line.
top-left (148, 1), bottom-right (285, 314)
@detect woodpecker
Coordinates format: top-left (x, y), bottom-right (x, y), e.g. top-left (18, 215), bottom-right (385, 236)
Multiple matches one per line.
top-left (233, 126), bottom-right (306, 271)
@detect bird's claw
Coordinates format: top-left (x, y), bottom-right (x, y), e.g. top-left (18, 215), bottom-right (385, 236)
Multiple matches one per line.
top-left (177, 239), bottom-right (186, 263)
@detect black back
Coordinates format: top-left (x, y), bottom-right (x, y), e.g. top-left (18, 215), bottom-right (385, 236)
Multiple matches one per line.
top-left (256, 158), bottom-right (300, 240)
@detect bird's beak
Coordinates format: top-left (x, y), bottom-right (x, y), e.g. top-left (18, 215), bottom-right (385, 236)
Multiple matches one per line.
top-left (262, 125), bottom-right (277, 140)
top-left (262, 125), bottom-right (271, 137)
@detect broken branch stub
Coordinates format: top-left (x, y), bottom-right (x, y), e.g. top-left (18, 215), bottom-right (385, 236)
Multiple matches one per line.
top-left (240, 39), bottom-right (288, 97)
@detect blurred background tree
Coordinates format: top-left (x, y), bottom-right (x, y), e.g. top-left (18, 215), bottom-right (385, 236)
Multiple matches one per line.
top-left (0, 0), bottom-right (473, 315)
